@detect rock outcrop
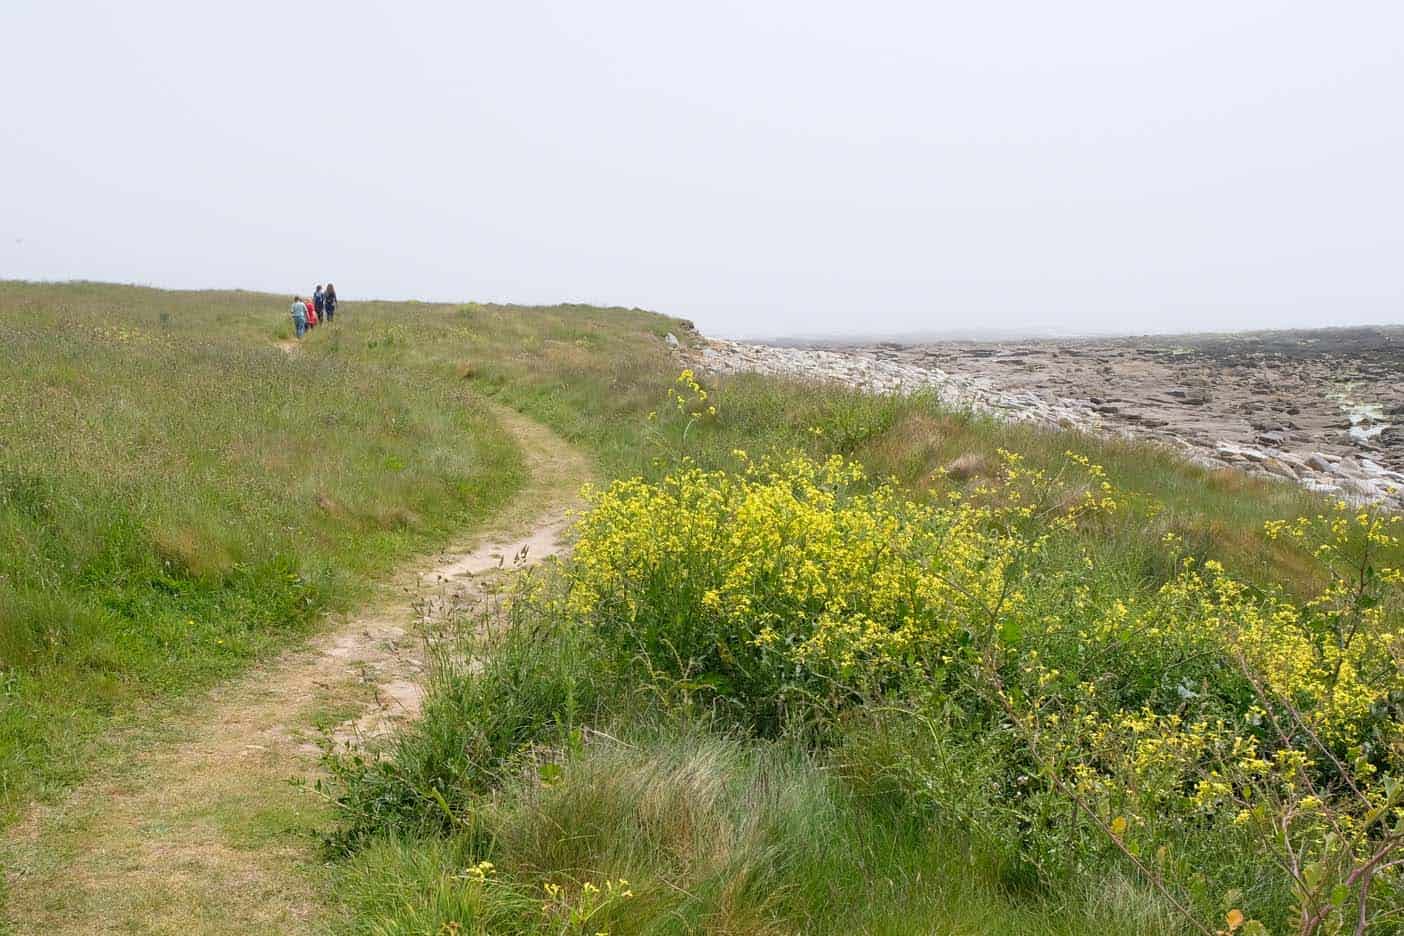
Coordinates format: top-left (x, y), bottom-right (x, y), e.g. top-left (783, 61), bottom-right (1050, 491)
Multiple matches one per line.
top-left (698, 330), bottom-right (1404, 511)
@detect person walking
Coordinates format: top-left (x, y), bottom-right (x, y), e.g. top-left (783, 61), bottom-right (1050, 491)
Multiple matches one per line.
top-left (290, 296), bottom-right (308, 338)
top-left (304, 296), bottom-right (316, 328)
top-left (313, 284), bottom-right (325, 324)
top-left (323, 283), bottom-right (337, 323)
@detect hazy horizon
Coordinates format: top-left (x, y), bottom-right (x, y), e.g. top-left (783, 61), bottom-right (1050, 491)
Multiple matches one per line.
top-left (4, 2), bottom-right (1402, 339)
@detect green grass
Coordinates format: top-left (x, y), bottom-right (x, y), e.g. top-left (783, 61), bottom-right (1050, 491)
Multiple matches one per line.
top-left (325, 598), bottom-right (1186, 935)
top-left (0, 281), bottom-right (531, 818)
top-left (337, 730), bottom-right (1181, 936)
top-left (6, 281), bottom-right (1394, 933)
top-left (314, 296), bottom-right (1403, 933)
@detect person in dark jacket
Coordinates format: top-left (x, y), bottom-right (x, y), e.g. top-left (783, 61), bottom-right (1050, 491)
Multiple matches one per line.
top-left (313, 284), bottom-right (325, 322)
top-left (323, 283), bottom-right (338, 323)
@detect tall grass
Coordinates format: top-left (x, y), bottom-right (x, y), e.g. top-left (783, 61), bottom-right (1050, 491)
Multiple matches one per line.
top-left (0, 281), bottom-right (528, 816)
top-left (8, 281), bottom-right (1395, 931)
top-left (317, 300), bottom-right (1403, 933)
top-left (329, 619), bottom-right (1183, 936)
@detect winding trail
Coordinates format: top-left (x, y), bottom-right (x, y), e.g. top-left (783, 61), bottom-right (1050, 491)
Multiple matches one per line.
top-left (2, 406), bottom-right (591, 934)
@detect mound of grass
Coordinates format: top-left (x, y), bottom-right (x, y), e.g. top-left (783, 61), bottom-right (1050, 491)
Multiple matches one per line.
top-left (328, 617), bottom-right (1180, 936)
top-left (338, 731), bottom-right (1184, 936)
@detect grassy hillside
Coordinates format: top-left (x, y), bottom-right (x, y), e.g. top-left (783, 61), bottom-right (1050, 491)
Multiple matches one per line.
top-left (439, 299), bottom-right (1346, 597)
top-left (317, 301), bottom-right (1404, 929)
top-left (0, 282), bottom-right (541, 817)
top-left (4, 282), bottom-right (1399, 933)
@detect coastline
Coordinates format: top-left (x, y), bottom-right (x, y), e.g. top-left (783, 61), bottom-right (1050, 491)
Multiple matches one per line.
top-left (695, 327), bottom-right (1404, 511)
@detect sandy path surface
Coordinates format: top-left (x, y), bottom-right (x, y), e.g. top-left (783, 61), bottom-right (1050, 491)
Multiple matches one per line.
top-left (1, 406), bottom-right (591, 935)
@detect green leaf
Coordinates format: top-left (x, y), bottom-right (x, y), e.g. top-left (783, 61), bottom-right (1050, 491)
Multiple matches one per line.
top-left (428, 786), bottom-right (460, 828)
top-left (999, 617), bottom-right (1022, 644)
top-left (685, 672), bottom-right (736, 697)
top-left (1302, 861), bottom-right (1325, 890)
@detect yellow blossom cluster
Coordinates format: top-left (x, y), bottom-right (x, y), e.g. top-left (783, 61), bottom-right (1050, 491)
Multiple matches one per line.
top-left (563, 441), bottom-right (1404, 925)
top-left (1167, 508), bottom-right (1404, 750)
top-left (570, 451), bottom-right (1109, 710)
top-left (540, 877), bottom-right (634, 932)
top-left (668, 369), bottom-right (716, 417)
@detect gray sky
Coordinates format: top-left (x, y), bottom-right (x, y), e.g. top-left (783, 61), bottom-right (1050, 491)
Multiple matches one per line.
top-left (3, 2), bottom-right (1401, 338)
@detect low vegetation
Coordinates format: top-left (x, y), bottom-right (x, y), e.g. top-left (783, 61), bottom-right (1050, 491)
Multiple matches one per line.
top-left (0, 282), bottom-right (531, 816)
top-left (323, 325), bottom-right (1404, 929)
top-left (5, 283), bottom-right (1399, 933)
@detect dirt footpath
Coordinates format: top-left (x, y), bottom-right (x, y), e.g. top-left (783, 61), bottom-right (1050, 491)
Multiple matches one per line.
top-left (2, 406), bottom-right (591, 935)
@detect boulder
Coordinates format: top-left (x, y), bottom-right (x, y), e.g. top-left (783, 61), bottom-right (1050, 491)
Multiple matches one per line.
top-left (1306, 453), bottom-right (1339, 472)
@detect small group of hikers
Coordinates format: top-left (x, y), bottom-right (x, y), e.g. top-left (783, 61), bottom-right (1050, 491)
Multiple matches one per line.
top-left (290, 283), bottom-right (338, 338)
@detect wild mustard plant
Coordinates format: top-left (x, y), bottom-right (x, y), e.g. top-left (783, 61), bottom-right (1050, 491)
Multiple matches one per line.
top-left (973, 501), bottom-right (1403, 931)
top-left (567, 432), bottom-right (1402, 930)
top-left (540, 877), bottom-right (634, 934)
top-left (643, 369), bottom-right (718, 459)
top-left (569, 446), bottom-right (1116, 724)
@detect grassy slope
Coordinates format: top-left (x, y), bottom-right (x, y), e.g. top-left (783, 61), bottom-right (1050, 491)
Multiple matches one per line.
top-left (314, 303), bottom-right (1392, 931)
top-left (329, 600), bottom-right (1190, 935)
top-left (4, 282), bottom-right (1384, 932)
top-left (451, 299), bottom-right (1345, 593)
top-left (0, 281), bottom-right (529, 818)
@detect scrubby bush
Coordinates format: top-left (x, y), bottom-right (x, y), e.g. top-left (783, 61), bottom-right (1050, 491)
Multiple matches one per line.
top-left (563, 450), bottom-right (1404, 932)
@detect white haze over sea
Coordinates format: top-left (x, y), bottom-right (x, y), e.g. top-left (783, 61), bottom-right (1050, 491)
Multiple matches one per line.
top-left (3, 1), bottom-right (1402, 339)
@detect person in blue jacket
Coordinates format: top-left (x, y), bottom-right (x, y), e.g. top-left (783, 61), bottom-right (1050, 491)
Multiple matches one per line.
top-left (290, 296), bottom-right (308, 339)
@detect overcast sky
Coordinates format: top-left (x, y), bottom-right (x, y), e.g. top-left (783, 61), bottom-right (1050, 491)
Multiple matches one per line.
top-left (3, 2), bottom-right (1401, 338)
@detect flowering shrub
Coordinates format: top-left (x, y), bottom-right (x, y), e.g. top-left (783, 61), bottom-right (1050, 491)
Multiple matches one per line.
top-left (1010, 508), bottom-right (1404, 932)
top-left (567, 450), bottom-right (1404, 930)
top-left (570, 450), bottom-right (1110, 728)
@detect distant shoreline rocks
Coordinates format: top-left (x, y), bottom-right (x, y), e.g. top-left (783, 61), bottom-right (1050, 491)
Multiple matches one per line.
top-left (696, 336), bottom-right (1404, 512)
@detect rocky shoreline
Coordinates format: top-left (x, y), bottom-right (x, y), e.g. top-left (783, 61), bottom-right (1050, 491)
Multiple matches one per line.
top-left (696, 327), bottom-right (1404, 511)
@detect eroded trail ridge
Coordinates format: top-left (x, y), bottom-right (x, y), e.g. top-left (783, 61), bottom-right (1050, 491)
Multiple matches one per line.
top-left (3, 407), bottom-right (590, 935)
